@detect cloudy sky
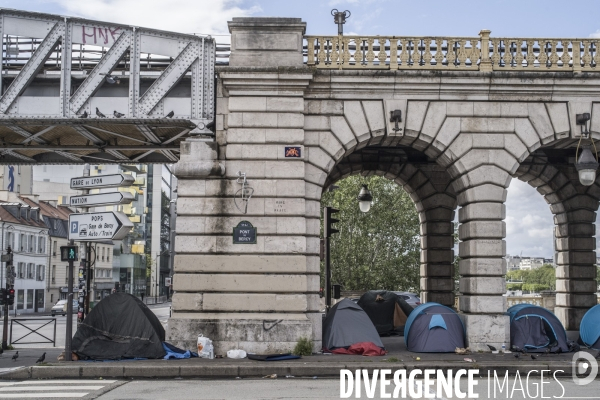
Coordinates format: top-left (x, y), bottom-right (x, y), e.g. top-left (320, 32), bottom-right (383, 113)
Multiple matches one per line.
top-left (4, 0), bottom-right (600, 257)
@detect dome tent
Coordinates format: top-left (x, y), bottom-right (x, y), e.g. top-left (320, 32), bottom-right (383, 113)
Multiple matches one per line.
top-left (357, 290), bottom-right (413, 336)
top-left (322, 299), bottom-right (384, 351)
top-left (508, 304), bottom-right (569, 353)
top-left (579, 304), bottom-right (600, 350)
top-left (71, 292), bottom-right (166, 360)
top-left (404, 303), bottom-right (465, 352)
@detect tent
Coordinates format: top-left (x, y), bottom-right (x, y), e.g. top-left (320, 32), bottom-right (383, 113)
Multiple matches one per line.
top-left (404, 303), bottom-right (465, 352)
top-left (508, 304), bottom-right (569, 353)
top-left (322, 299), bottom-right (384, 352)
top-left (579, 304), bottom-right (600, 350)
top-left (357, 290), bottom-right (414, 336)
top-left (71, 292), bottom-right (166, 360)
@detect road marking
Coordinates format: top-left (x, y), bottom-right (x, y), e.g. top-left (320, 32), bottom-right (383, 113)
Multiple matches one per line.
top-left (0, 380), bottom-right (118, 398)
top-left (0, 394), bottom-right (88, 398)
top-left (0, 386), bottom-right (104, 391)
top-left (12, 380), bottom-right (116, 384)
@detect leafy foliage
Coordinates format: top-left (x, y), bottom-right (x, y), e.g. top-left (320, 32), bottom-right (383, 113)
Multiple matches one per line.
top-left (506, 264), bottom-right (556, 292)
top-left (293, 337), bottom-right (313, 356)
top-left (321, 175), bottom-right (421, 293)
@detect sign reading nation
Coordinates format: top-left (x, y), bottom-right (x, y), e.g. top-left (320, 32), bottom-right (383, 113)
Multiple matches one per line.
top-left (233, 221), bottom-right (257, 244)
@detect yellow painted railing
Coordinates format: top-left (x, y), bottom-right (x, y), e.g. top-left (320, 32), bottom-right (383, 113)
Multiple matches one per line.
top-left (305, 30), bottom-right (599, 72)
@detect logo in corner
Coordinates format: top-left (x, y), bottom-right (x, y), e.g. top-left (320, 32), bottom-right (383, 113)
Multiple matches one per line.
top-left (572, 351), bottom-right (598, 385)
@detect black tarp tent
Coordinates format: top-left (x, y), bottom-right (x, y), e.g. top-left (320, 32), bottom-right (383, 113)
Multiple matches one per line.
top-left (357, 290), bottom-right (414, 336)
top-left (71, 292), bottom-right (166, 360)
top-left (508, 304), bottom-right (570, 353)
top-left (404, 303), bottom-right (465, 352)
top-left (323, 299), bottom-right (384, 350)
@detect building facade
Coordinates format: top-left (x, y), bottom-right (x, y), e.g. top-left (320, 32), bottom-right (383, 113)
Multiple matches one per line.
top-left (0, 201), bottom-right (49, 313)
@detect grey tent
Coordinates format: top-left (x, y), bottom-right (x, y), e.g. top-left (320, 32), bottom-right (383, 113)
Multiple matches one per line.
top-left (357, 290), bottom-right (414, 336)
top-left (508, 304), bottom-right (570, 353)
top-left (71, 292), bottom-right (166, 360)
top-left (323, 299), bottom-right (384, 351)
top-left (404, 303), bottom-right (465, 352)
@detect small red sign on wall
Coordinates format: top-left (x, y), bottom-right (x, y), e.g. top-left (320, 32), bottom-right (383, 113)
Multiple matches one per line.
top-left (285, 146), bottom-right (301, 158)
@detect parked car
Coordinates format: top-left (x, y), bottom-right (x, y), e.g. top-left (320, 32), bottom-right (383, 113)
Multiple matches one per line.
top-left (393, 292), bottom-right (421, 308)
top-left (51, 300), bottom-right (79, 317)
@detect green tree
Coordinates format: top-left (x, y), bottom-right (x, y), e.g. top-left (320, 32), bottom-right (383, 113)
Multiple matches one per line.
top-left (505, 264), bottom-right (556, 292)
top-left (321, 175), bottom-right (421, 292)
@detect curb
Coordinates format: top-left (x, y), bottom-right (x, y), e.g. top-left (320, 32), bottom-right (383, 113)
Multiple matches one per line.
top-left (0, 361), bottom-right (574, 380)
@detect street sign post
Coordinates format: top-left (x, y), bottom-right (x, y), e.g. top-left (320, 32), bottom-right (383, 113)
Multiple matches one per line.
top-left (70, 191), bottom-right (134, 207)
top-left (68, 212), bottom-right (133, 241)
top-left (70, 174), bottom-right (135, 190)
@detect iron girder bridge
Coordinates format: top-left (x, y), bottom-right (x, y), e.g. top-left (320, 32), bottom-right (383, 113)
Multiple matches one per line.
top-left (0, 9), bottom-right (215, 164)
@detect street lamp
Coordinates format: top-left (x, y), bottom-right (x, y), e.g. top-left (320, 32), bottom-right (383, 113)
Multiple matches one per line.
top-left (575, 113), bottom-right (598, 186)
top-left (357, 184), bottom-right (373, 213)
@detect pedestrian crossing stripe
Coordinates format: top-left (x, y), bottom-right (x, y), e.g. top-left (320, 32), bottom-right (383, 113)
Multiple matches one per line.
top-left (0, 380), bottom-right (117, 398)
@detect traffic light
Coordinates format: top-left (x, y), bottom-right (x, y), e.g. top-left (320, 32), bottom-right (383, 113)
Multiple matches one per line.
top-left (7, 288), bottom-right (15, 306)
top-left (324, 207), bottom-right (340, 238)
top-left (60, 246), bottom-right (79, 262)
top-left (0, 289), bottom-right (5, 305)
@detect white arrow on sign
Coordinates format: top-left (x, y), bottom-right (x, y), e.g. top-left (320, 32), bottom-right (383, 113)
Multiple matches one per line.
top-left (70, 191), bottom-right (135, 207)
top-left (68, 212), bottom-right (133, 241)
top-left (70, 174), bottom-right (135, 189)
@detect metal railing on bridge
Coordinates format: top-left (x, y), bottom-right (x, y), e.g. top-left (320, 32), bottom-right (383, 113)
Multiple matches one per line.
top-left (305, 31), bottom-right (599, 72)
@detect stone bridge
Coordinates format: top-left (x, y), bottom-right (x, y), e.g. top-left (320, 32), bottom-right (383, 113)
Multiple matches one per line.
top-left (167, 17), bottom-right (600, 352)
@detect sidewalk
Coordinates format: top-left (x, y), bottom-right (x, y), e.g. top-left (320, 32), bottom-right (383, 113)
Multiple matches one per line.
top-left (0, 337), bottom-right (589, 380)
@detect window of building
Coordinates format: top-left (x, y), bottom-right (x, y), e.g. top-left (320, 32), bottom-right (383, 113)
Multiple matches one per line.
top-left (16, 290), bottom-right (24, 309)
top-left (53, 241), bottom-right (57, 256)
top-left (26, 290), bottom-right (33, 309)
top-left (102, 247), bottom-right (105, 261)
top-left (29, 235), bottom-right (34, 252)
top-left (53, 220), bottom-right (57, 230)
top-left (37, 291), bottom-right (44, 308)
top-left (38, 237), bottom-right (45, 254)
top-left (36, 265), bottom-right (45, 281)
top-left (19, 234), bottom-right (25, 251)
top-left (17, 262), bottom-right (25, 279)
top-left (51, 265), bottom-right (56, 284)
top-left (50, 293), bottom-right (54, 303)
top-left (27, 263), bottom-right (34, 279)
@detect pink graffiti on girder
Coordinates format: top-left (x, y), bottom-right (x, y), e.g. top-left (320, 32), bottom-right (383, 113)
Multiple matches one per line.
top-left (81, 25), bottom-right (122, 45)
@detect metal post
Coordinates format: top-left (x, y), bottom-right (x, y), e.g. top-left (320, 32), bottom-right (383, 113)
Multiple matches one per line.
top-left (325, 236), bottom-right (331, 312)
top-left (85, 243), bottom-right (91, 313)
top-left (2, 248), bottom-right (12, 350)
top-left (65, 239), bottom-right (74, 361)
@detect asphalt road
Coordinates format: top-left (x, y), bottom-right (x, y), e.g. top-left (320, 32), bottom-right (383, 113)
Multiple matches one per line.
top-left (0, 302), bottom-right (171, 368)
top-left (0, 377), bottom-right (591, 400)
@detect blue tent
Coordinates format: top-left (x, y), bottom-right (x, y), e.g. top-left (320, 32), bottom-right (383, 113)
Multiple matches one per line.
top-left (580, 304), bottom-right (600, 350)
top-left (404, 303), bottom-right (465, 352)
top-left (508, 304), bottom-right (569, 353)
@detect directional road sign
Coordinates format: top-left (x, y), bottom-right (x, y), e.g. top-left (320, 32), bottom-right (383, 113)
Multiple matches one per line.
top-left (68, 212), bottom-right (133, 241)
top-left (70, 174), bottom-right (135, 190)
top-left (70, 191), bottom-right (135, 207)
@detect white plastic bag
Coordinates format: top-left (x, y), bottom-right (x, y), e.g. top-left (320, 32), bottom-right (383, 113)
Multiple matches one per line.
top-left (227, 349), bottom-right (247, 359)
top-left (197, 334), bottom-right (214, 359)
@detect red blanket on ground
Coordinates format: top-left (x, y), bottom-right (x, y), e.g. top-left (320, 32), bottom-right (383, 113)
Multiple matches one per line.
top-left (330, 342), bottom-right (387, 356)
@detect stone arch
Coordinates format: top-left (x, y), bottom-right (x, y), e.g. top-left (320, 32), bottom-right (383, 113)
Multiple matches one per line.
top-left (514, 156), bottom-right (600, 330)
top-left (321, 147), bottom-right (458, 306)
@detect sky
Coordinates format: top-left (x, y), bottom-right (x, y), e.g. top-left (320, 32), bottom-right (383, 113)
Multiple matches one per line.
top-left (3, 0), bottom-right (600, 257)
